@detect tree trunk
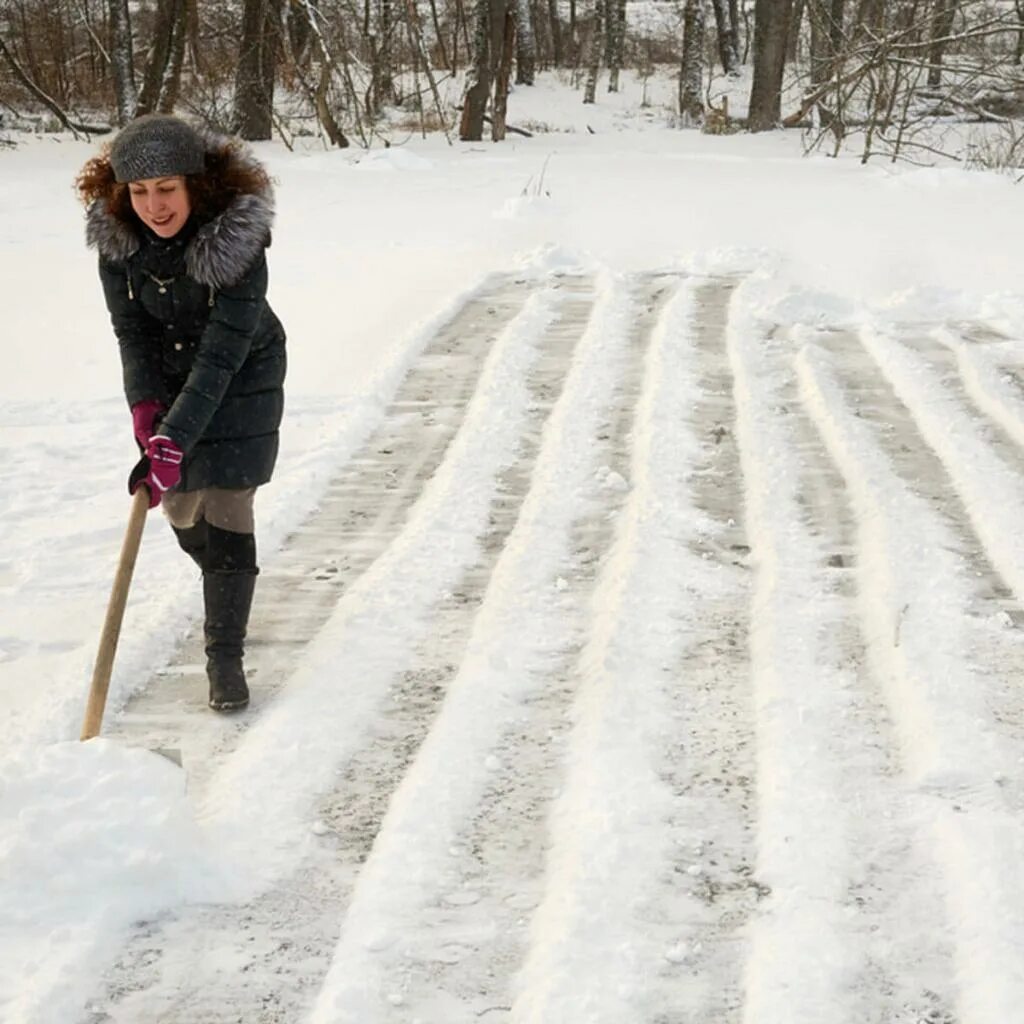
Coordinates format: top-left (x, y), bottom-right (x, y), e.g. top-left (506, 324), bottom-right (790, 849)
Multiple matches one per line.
top-left (428, 0), bottom-right (451, 71)
top-left (0, 34), bottom-right (94, 137)
top-left (107, 0), bottom-right (137, 124)
top-left (582, 0), bottom-right (603, 103)
top-left (184, 0), bottom-right (202, 73)
top-left (710, 0), bottom-right (740, 74)
top-left (606, 0), bottom-right (627, 91)
top-left (404, 0), bottom-right (453, 140)
top-left (728, 0), bottom-right (742, 63)
top-left (233, 0), bottom-right (278, 140)
top-left (315, 61), bottom-right (348, 146)
top-left (288, 0), bottom-right (314, 65)
top-left (460, 0), bottom-right (492, 139)
top-left (808, 0), bottom-right (830, 87)
top-left (157, 0), bottom-right (188, 112)
top-left (379, 0), bottom-right (395, 103)
top-left (259, 0), bottom-right (282, 112)
top-left (927, 0), bottom-right (958, 87)
top-left (516, 0), bottom-right (536, 83)
top-left (828, 0), bottom-right (845, 51)
top-left (748, 0), bottom-right (794, 131)
top-left (493, 5), bottom-right (516, 138)
top-left (679, 0), bottom-right (706, 124)
top-left (136, 0), bottom-right (183, 116)
top-left (852, 0), bottom-right (883, 42)
top-left (548, 0), bottom-right (564, 65)
top-left (456, 0), bottom-right (473, 67)
top-left (1017, 0), bottom-right (1024, 64)
top-left (787, 0), bottom-right (805, 62)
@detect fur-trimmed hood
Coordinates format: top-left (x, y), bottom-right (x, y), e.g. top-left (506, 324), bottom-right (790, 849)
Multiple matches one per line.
top-left (85, 130), bottom-right (274, 291)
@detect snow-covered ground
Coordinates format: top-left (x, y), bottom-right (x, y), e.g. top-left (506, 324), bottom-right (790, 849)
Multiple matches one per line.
top-left (2, 73), bottom-right (1024, 1023)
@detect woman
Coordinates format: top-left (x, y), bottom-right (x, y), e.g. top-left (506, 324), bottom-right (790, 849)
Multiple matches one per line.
top-left (76, 114), bottom-right (286, 712)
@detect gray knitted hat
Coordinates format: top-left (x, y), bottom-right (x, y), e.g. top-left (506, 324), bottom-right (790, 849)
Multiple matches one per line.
top-left (109, 114), bottom-right (206, 183)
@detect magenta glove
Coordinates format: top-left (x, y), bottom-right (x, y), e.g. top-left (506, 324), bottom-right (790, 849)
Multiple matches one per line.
top-left (131, 399), bottom-right (167, 451)
top-left (130, 435), bottom-right (184, 509)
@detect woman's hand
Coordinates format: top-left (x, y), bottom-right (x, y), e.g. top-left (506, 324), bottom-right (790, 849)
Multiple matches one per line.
top-left (129, 435), bottom-right (184, 508)
top-left (130, 398), bottom-right (167, 451)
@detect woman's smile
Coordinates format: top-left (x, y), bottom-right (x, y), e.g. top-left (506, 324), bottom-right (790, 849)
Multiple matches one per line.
top-left (128, 175), bottom-right (191, 237)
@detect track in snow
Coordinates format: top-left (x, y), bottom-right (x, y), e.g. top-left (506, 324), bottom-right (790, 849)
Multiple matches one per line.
top-left (84, 273), bottom-right (1024, 1024)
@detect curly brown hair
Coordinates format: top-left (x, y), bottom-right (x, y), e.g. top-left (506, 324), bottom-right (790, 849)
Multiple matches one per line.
top-left (74, 138), bottom-right (271, 224)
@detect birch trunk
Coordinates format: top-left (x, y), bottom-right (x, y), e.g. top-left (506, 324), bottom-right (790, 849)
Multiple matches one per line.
top-left (136, 0), bottom-right (183, 116)
top-left (548, 0), bottom-right (564, 65)
top-left (710, 0), bottom-right (740, 74)
top-left (607, 0), bottom-right (626, 91)
top-left (493, 4), bottom-right (516, 138)
top-left (516, 0), bottom-right (536, 84)
top-left (679, 0), bottom-right (706, 124)
top-left (233, 0), bottom-right (278, 140)
top-left (460, 0), bottom-right (492, 139)
top-left (379, 0), bottom-right (395, 104)
top-left (107, 0), bottom-right (137, 123)
top-left (582, 0), bottom-right (603, 103)
top-left (157, 0), bottom-right (187, 112)
top-left (927, 0), bottom-right (959, 87)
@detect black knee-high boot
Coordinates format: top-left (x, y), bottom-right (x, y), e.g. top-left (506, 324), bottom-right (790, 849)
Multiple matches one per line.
top-left (203, 525), bottom-right (258, 711)
top-left (172, 519), bottom-right (209, 570)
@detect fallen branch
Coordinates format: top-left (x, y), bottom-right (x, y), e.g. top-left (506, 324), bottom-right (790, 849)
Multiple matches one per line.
top-left (0, 35), bottom-right (111, 136)
top-left (484, 113), bottom-right (532, 137)
top-left (454, 106), bottom-right (533, 138)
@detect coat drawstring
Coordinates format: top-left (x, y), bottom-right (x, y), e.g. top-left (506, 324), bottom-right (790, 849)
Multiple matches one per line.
top-left (126, 271), bottom-right (134, 301)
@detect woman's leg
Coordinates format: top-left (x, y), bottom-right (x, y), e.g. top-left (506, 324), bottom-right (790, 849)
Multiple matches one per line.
top-left (161, 491), bottom-right (208, 569)
top-left (199, 489), bottom-right (258, 711)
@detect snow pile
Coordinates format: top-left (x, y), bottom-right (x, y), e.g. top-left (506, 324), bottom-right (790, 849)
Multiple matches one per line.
top-left (0, 740), bottom-right (229, 1023)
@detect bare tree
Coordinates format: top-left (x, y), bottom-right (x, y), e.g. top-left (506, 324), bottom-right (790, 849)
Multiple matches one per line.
top-left (460, 0), bottom-right (494, 138)
top-left (0, 32), bottom-right (106, 135)
top-left (548, 0), bottom-right (564, 65)
top-left (788, 0), bottom-right (805, 61)
top-left (606, 0), bottom-right (627, 91)
top-left (377, 0), bottom-right (396, 105)
top-left (493, 1), bottom-right (516, 137)
top-left (1016, 0), bottom-right (1024, 64)
top-left (679, 0), bottom-right (706, 124)
top-left (403, 0), bottom-right (452, 138)
top-left (927, 0), bottom-right (959, 86)
top-left (137, 0), bottom-right (187, 116)
top-left (748, 0), bottom-right (794, 130)
top-left (710, 0), bottom-right (740, 75)
top-left (233, 0), bottom-right (281, 139)
top-left (582, 0), bottom-right (604, 103)
top-left (459, 0), bottom-right (515, 138)
top-left (108, 0), bottom-right (137, 124)
top-left (516, 0), bottom-right (537, 84)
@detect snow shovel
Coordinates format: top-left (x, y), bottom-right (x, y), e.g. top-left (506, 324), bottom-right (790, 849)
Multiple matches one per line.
top-left (80, 483), bottom-right (182, 767)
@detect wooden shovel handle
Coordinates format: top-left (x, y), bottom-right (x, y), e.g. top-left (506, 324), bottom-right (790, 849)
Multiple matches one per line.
top-left (80, 487), bottom-right (150, 741)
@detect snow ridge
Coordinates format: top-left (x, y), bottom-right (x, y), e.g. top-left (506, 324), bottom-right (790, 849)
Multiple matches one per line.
top-left (727, 286), bottom-right (863, 1024)
top-left (797, 338), bottom-right (1024, 1023)
top-left (308, 272), bottom-right (636, 1023)
top-left (860, 325), bottom-right (1024, 605)
top-left (512, 280), bottom-right (710, 1022)
top-left (200, 284), bottom-right (563, 887)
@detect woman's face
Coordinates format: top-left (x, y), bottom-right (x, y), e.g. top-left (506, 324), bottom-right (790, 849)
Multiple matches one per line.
top-left (128, 175), bottom-right (191, 238)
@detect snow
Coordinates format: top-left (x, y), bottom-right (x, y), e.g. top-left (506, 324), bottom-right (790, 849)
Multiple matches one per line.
top-left (2, 71), bottom-right (1024, 1023)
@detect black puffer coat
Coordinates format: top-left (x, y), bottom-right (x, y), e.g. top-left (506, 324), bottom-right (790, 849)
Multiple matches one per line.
top-left (87, 139), bottom-right (286, 492)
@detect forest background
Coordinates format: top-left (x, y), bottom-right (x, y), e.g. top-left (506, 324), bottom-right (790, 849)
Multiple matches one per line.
top-left (2, 0), bottom-right (1024, 167)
